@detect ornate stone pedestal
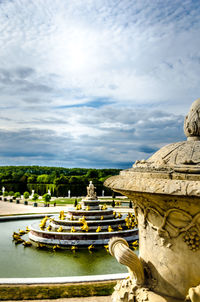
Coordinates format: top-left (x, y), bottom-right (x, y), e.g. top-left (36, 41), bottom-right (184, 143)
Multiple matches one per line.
top-left (105, 99), bottom-right (200, 302)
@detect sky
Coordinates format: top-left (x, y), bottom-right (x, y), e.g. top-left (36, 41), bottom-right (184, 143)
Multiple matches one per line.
top-left (0, 0), bottom-right (200, 169)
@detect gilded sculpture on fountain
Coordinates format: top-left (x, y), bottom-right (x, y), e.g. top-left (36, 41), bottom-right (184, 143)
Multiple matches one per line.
top-left (105, 98), bottom-right (200, 302)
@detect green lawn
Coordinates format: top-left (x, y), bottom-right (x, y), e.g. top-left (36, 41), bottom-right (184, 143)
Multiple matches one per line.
top-left (27, 197), bottom-right (131, 206)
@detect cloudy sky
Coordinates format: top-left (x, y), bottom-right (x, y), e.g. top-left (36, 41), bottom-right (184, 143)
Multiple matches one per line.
top-left (0, 0), bottom-right (199, 169)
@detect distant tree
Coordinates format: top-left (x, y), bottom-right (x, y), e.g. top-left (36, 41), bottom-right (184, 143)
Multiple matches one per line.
top-left (69, 176), bottom-right (79, 184)
top-left (23, 191), bottom-right (30, 200)
top-left (37, 174), bottom-right (50, 184)
top-left (27, 175), bottom-right (37, 183)
top-left (3, 191), bottom-right (8, 196)
top-left (12, 172), bottom-right (22, 183)
top-left (8, 191), bottom-right (14, 196)
top-left (53, 175), bottom-right (70, 185)
top-left (42, 193), bottom-right (51, 203)
top-left (32, 193), bottom-right (39, 201)
top-left (19, 175), bottom-right (28, 183)
top-left (99, 175), bottom-right (112, 183)
top-left (14, 192), bottom-right (21, 198)
top-left (86, 169), bottom-right (99, 178)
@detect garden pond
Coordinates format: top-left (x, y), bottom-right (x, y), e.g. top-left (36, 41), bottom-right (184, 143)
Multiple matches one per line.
top-left (0, 217), bottom-right (135, 278)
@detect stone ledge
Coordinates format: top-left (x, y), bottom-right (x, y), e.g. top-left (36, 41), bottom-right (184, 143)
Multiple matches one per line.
top-left (0, 275), bottom-right (128, 301)
top-left (0, 273), bottom-right (128, 284)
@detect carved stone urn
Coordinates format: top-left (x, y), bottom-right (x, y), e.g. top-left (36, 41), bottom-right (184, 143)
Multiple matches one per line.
top-left (105, 99), bottom-right (200, 302)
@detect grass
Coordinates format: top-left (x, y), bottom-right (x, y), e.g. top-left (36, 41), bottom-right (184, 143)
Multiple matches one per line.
top-left (5, 196), bottom-right (131, 206)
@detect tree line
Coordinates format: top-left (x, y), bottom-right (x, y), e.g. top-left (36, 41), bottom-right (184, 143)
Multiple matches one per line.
top-left (0, 166), bottom-right (120, 196)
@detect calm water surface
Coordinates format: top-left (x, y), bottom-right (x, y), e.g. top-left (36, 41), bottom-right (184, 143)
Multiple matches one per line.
top-left (0, 218), bottom-right (128, 278)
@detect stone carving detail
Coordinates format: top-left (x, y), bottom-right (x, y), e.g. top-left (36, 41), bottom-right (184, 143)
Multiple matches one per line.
top-left (112, 282), bottom-right (150, 302)
top-left (186, 284), bottom-right (200, 302)
top-left (184, 98), bottom-right (200, 139)
top-left (140, 205), bottom-right (200, 251)
top-left (105, 99), bottom-right (200, 301)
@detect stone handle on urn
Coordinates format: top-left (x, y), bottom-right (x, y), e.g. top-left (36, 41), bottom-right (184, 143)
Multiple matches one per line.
top-left (186, 285), bottom-right (200, 302)
top-left (109, 237), bottom-right (145, 287)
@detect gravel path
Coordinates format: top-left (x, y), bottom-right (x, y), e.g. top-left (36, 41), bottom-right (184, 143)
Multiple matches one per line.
top-left (0, 200), bottom-right (69, 215)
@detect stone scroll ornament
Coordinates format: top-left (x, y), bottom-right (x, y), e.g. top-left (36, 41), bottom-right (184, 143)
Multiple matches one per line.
top-left (185, 285), bottom-right (200, 302)
top-left (109, 237), bottom-right (147, 302)
top-left (139, 204), bottom-right (200, 252)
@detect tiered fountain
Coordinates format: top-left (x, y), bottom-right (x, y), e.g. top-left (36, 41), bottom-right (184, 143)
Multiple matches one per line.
top-left (28, 181), bottom-right (138, 247)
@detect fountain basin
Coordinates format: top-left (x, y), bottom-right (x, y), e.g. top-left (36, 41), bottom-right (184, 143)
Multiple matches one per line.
top-left (0, 215), bottom-right (138, 278)
top-left (29, 221), bottom-right (138, 246)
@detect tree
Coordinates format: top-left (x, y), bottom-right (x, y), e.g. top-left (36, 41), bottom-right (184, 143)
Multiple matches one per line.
top-left (69, 176), bottom-right (79, 184)
top-left (32, 193), bottom-right (39, 201)
top-left (8, 191), bottom-right (14, 196)
top-left (37, 174), bottom-right (50, 184)
top-left (23, 191), bottom-right (30, 200)
top-left (3, 191), bottom-right (8, 197)
top-left (14, 192), bottom-right (21, 198)
top-left (27, 175), bottom-right (37, 183)
top-left (42, 193), bottom-right (51, 203)
top-left (86, 169), bottom-right (99, 178)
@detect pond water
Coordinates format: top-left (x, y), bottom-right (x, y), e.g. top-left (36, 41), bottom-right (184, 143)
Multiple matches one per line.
top-left (0, 218), bottom-right (133, 278)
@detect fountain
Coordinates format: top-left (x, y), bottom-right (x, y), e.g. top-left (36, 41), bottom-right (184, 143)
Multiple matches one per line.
top-left (28, 181), bottom-right (138, 247)
top-left (105, 99), bottom-right (200, 302)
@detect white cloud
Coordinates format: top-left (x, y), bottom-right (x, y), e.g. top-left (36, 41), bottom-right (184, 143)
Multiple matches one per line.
top-left (0, 0), bottom-right (199, 167)
top-left (0, 105), bottom-right (185, 167)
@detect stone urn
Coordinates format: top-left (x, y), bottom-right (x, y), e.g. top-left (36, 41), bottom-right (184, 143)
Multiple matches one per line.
top-left (105, 99), bottom-right (200, 302)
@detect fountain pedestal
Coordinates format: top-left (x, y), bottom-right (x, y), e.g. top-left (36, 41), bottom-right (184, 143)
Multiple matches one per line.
top-left (105, 99), bottom-right (200, 302)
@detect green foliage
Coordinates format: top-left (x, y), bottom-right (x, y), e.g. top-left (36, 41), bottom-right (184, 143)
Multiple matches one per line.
top-left (14, 192), bottom-right (21, 198)
top-left (42, 193), bottom-right (51, 203)
top-left (23, 191), bottom-right (30, 199)
top-left (53, 175), bottom-right (70, 185)
top-left (37, 174), bottom-right (50, 184)
top-left (32, 193), bottom-right (39, 201)
top-left (86, 169), bottom-right (99, 178)
top-left (8, 191), bottom-right (14, 196)
top-left (99, 175), bottom-right (113, 182)
top-left (27, 175), bottom-right (37, 183)
top-left (3, 191), bottom-right (8, 196)
top-left (0, 166), bottom-right (120, 197)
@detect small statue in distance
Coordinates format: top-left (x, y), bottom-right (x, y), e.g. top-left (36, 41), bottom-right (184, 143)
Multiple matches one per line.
top-left (86, 181), bottom-right (97, 200)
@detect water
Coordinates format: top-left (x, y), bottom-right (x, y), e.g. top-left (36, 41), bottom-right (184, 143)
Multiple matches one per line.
top-left (0, 218), bottom-right (129, 278)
